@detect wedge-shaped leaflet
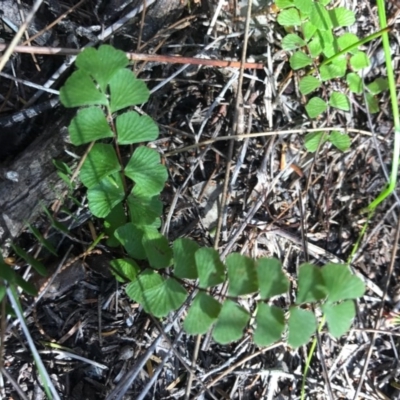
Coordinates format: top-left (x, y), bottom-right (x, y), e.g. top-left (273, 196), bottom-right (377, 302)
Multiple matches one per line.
top-left (310, 3), bottom-right (332, 31)
top-left (320, 62), bottom-right (346, 81)
top-left (253, 304), bottom-right (285, 347)
top-left (173, 238), bottom-right (199, 279)
top-left (126, 270), bottom-right (187, 317)
top-left (110, 258), bottom-right (140, 282)
top-left (308, 36), bottom-right (322, 58)
top-left (282, 33), bottom-right (306, 50)
top-left (293, 0), bottom-right (312, 15)
top-left (329, 131), bottom-right (351, 152)
top-left (142, 228), bottom-right (173, 269)
top-left (87, 172), bottom-right (125, 218)
top-left (69, 107), bottom-right (113, 145)
top-left (346, 73), bottom-right (362, 94)
top-left (116, 111), bottom-right (159, 145)
top-left (184, 292), bottom-right (221, 335)
top-left (329, 7), bottom-right (355, 27)
top-left (305, 97), bottom-right (327, 118)
top-left (329, 92), bottom-right (350, 111)
top-left (303, 21), bottom-right (317, 41)
top-left (60, 70), bottom-right (108, 108)
top-left (195, 248), bottom-right (225, 288)
top-left (287, 306), bottom-right (316, 348)
top-left (115, 223), bottom-right (146, 260)
top-left (226, 253), bottom-right (258, 296)
top-left (104, 204), bottom-right (126, 247)
top-left (276, 0), bottom-right (294, 8)
top-left (213, 300), bottom-right (250, 344)
top-left (290, 51), bottom-right (313, 70)
top-left (109, 69), bottom-right (150, 113)
top-left (125, 146), bottom-right (167, 196)
top-left (304, 131), bottom-right (327, 152)
top-left (322, 300), bottom-right (355, 338)
top-left (297, 263), bottom-right (326, 304)
top-left (75, 45), bottom-right (129, 92)
top-left (350, 52), bottom-right (370, 71)
top-left (257, 258), bottom-right (289, 299)
top-left (80, 144), bottom-right (121, 189)
top-left (128, 187), bottom-right (162, 227)
top-left (299, 76), bottom-right (321, 96)
top-left (320, 263), bottom-right (365, 303)
top-left (367, 77), bottom-right (389, 95)
top-left (277, 8), bottom-right (301, 26)
top-left (337, 33), bottom-right (359, 53)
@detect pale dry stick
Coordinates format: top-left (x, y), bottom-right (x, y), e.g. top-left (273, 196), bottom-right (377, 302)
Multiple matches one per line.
top-left (16, 0), bottom-right (40, 71)
top-left (163, 127), bottom-right (387, 157)
top-left (193, 342), bottom-right (284, 399)
top-left (198, 0), bottom-right (253, 362)
top-left (0, 0), bottom-right (45, 73)
top-left (207, 0), bottom-right (226, 37)
top-left (353, 211), bottom-right (400, 399)
top-left (0, 71), bottom-right (60, 95)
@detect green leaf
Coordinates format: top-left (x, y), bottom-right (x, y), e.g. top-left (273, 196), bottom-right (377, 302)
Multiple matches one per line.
top-left (322, 300), bottom-right (356, 338)
top-left (15, 274), bottom-right (37, 296)
top-left (184, 292), bottom-right (222, 335)
top-left (226, 253), bottom-right (258, 296)
top-left (87, 172), bottom-right (125, 218)
top-left (317, 29), bottom-right (334, 50)
top-left (350, 52), bottom-right (370, 71)
top-left (109, 69), bottom-right (150, 113)
top-left (329, 131), bottom-right (351, 152)
top-left (320, 63), bottom-right (346, 81)
top-left (338, 33), bottom-right (360, 53)
top-left (104, 203), bottom-right (127, 247)
top-left (253, 304), bottom-right (285, 347)
top-left (257, 258), bottom-right (289, 299)
top-left (0, 263), bottom-right (17, 281)
top-left (277, 8), bottom-right (301, 26)
top-left (289, 51), bottom-right (313, 70)
top-left (329, 92), bottom-right (350, 111)
top-left (293, 0), bottom-right (312, 14)
top-left (276, 0), bottom-right (294, 8)
top-left (287, 306), bottom-right (316, 348)
top-left (329, 7), bottom-right (355, 27)
top-left (115, 223), bottom-right (147, 260)
top-left (367, 77), bottom-right (389, 95)
top-left (320, 263), bottom-right (365, 303)
top-left (125, 147), bottom-right (168, 196)
top-left (173, 238), bottom-right (200, 279)
top-left (80, 144), bottom-right (121, 189)
top-left (116, 111), bottom-right (159, 145)
top-left (110, 258), bottom-right (139, 282)
top-left (304, 131), bottom-right (327, 152)
top-left (194, 248), bottom-right (225, 288)
top-left (305, 97), bottom-right (327, 118)
top-left (68, 107), bottom-right (113, 146)
top-left (75, 45), bottom-right (129, 92)
top-left (282, 34), bottom-right (306, 50)
top-left (213, 300), bottom-right (250, 344)
top-left (127, 189), bottom-right (162, 227)
top-left (308, 36), bottom-right (322, 58)
top-left (11, 245), bottom-right (47, 276)
top-left (319, 0), bottom-right (331, 5)
top-left (297, 263), bottom-right (326, 304)
top-left (299, 76), bottom-right (321, 95)
top-left (366, 93), bottom-right (380, 113)
top-left (346, 72), bottom-right (362, 94)
top-left (27, 223), bottom-right (57, 256)
top-left (310, 3), bottom-right (332, 31)
top-left (303, 21), bottom-right (317, 41)
top-left (60, 70), bottom-right (108, 108)
top-left (142, 228), bottom-right (173, 269)
top-left (126, 270), bottom-right (187, 317)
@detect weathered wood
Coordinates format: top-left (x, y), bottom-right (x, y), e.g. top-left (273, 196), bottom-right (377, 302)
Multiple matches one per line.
top-left (0, 112), bottom-right (71, 243)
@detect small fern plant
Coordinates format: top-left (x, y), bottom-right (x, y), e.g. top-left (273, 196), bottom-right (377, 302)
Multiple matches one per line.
top-left (275, 0), bottom-right (389, 152)
top-left (59, 44), bottom-right (365, 348)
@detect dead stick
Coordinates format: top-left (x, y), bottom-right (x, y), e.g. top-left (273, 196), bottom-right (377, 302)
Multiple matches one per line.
top-left (0, 43), bottom-right (264, 69)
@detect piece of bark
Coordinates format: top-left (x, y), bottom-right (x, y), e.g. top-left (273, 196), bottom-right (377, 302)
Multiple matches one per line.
top-left (0, 112), bottom-right (71, 243)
